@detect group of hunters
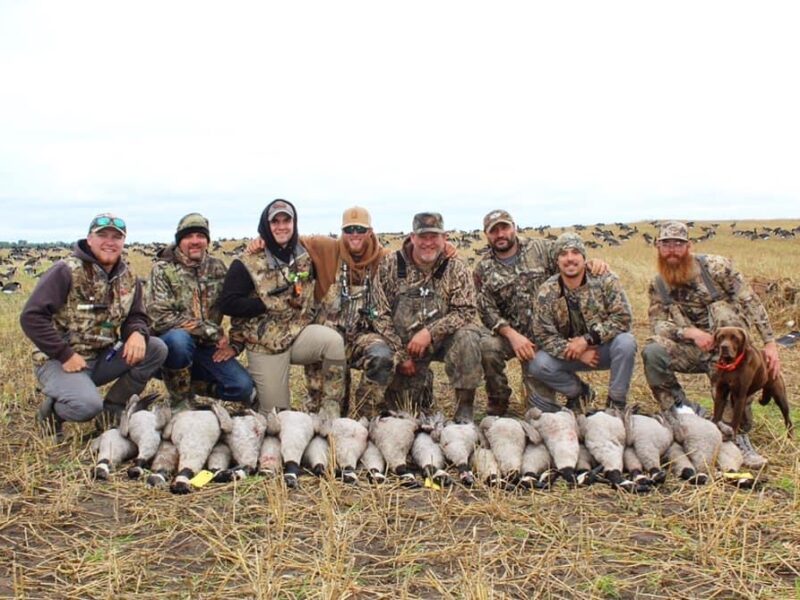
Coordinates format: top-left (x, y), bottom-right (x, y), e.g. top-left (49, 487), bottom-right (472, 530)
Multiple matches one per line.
top-left (21, 201), bottom-right (784, 470)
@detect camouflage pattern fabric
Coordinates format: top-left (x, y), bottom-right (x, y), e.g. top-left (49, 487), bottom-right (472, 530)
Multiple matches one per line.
top-left (315, 260), bottom-right (379, 345)
top-left (384, 366), bottom-right (434, 413)
top-left (146, 245), bottom-right (228, 342)
top-left (305, 331), bottom-right (396, 417)
top-left (162, 366), bottom-right (194, 407)
top-left (236, 248), bottom-right (317, 354)
top-left (34, 256), bottom-right (138, 365)
top-left (372, 243), bottom-right (479, 363)
top-left (533, 272), bottom-right (633, 360)
top-left (647, 254), bottom-right (775, 344)
top-left (473, 236), bottom-right (556, 337)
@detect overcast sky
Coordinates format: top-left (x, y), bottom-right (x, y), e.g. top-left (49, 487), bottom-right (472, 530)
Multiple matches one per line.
top-left (1, 1), bottom-right (798, 242)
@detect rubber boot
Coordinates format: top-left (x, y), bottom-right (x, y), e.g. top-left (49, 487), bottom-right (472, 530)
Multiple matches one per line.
top-left (97, 375), bottom-right (142, 430)
top-left (162, 366), bottom-right (195, 410)
top-left (453, 388), bottom-right (476, 424)
top-left (486, 396), bottom-right (509, 417)
top-left (734, 433), bottom-right (768, 469)
top-left (37, 395), bottom-right (64, 441)
top-left (319, 358), bottom-right (347, 421)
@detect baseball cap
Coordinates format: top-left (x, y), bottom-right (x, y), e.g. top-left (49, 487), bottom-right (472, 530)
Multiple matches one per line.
top-left (412, 212), bottom-right (445, 234)
top-left (267, 200), bottom-right (295, 222)
top-left (657, 221), bottom-right (689, 242)
top-left (88, 213), bottom-right (126, 235)
top-left (342, 206), bottom-right (372, 229)
top-left (483, 209), bottom-right (515, 232)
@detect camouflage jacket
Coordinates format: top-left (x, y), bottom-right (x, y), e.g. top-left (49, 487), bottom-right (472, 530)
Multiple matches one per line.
top-left (316, 259), bottom-right (380, 343)
top-left (147, 245), bottom-right (228, 343)
top-left (372, 239), bottom-right (478, 359)
top-left (647, 253), bottom-right (775, 343)
top-left (21, 241), bottom-right (146, 365)
top-left (533, 271), bottom-right (632, 359)
top-left (473, 236), bottom-right (556, 337)
top-left (234, 246), bottom-right (317, 354)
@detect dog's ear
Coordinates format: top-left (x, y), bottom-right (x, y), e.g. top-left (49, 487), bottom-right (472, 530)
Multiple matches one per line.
top-left (734, 326), bottom-right (750, 347)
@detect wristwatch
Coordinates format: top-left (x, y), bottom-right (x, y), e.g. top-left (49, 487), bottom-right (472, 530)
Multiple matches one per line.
top-left (582, 333), bottom-right (594, 346)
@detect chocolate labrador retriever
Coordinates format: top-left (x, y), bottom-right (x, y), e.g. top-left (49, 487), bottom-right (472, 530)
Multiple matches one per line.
top-left (712, 326), bottom-right (793, 436)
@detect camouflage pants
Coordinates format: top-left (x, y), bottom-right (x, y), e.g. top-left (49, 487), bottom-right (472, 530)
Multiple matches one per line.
top-left (304, 332), bottom-right (394, 418)
top-left (642, 335), bottom-right (753, 431)
top-left (479, 333), bottom-right (556, 404)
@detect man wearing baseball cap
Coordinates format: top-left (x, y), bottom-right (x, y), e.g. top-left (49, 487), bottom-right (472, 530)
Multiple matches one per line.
top-left (370, 212), bottom-right (486, 422)
top-left (474, 209), bottom-right (609, 416)
top-left (529, 232), bottom-right (636, 416)
top-left (21, 213), bottom-right (167, 438)
top-left (147, 213), bottom-right (255, 408)
top-left (642, 220), bottom-right (782, 468)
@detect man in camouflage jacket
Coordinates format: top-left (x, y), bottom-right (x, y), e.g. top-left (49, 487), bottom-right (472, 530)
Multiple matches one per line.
top-left (474, 209), bottom-right (609, 416)
top-left (371, 212), bottom-right (494, 422)
top-left (21, 213), bottom-right (167, 436)
top-left (530, 233), bottom-right (636, 412)
top-left (147, 213), bottom-right (254, 407)
top-left (642, 221), bottom-right (782, 468)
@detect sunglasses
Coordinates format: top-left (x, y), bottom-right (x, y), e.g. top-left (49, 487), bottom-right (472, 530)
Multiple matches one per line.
top-left (342, 225), bottom-right (369, 234)
top-left (90, 216), bottom-right (127, 232)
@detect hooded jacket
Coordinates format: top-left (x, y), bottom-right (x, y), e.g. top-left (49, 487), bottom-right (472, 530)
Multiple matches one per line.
top-left (20, 239), bottom-right (149, 364)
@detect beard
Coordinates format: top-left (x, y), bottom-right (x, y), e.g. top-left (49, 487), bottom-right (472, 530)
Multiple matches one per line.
top-left (658, 252), bottom-right (696, 287)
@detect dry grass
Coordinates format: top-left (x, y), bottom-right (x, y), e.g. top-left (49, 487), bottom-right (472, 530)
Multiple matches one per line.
top-left (1, 219), bottom-right (799, 599)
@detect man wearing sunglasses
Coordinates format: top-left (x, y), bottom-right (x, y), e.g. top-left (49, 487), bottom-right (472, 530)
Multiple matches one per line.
top-left (642, 220), bottom-right (782, 468)
top-left (21, 213), bottom-right (167, 438)
top-left (147, 213), bottom-right (255, 409)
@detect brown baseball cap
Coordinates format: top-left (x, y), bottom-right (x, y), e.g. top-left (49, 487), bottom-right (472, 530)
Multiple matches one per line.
top-left (657, 221), bottom-right (689, 242)
top-left (483, 209), bottom-right (515, 232)
top-left (342, 206), bottom-right (372, 229)
top-left (267, 200), bottom-right (295, 221)
top-left (412, 212), bottom-right (445, 234)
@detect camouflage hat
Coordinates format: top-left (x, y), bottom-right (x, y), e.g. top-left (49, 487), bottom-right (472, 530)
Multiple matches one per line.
top-left (88, 213), bottom-right (126, 235)
top-left (267, 200), bottom-right (295, 222)
top-left (412, 212), bottom-right (445, 234)
top-left (175, 213), bottom-right (210, 244)
top-left (657, 221), bottom-right (689, 242)
top-left (483, 209), bottom-right (515, 232)
top-left (553, 232), bottom-right (586, 258)
top-left (341, 206), bottom-right (372, 229)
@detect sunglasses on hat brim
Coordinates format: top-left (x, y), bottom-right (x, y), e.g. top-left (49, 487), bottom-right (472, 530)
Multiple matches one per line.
top-left (90, 216), bottom-right (126, 233)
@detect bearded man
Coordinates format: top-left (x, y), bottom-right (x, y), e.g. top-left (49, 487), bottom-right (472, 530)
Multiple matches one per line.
top-left (642, 221), bottom-right (781, 468)
top-left (474, 209), bottom-right (608, 416)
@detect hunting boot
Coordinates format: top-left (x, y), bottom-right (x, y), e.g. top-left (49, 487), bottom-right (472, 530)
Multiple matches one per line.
top-left (319, 358), bottom-right (347, 421)
top-left (664, 387), bottom-right (707, 418)
top-left (98, 374), bottom-right (141, 430)
top-left (36, 395), bottom-right (64, 442)
top-left (352, 379), bottom-right (388, 418)
top-left (486, 396), bottom-right (509, 417)
top-left (566, 382), bottom-right (595, 414)
top-left (606, 395), bottom-right (626, 411)
top-left (162, 366), bottom-right (195, 410)
top-left (453, 388), bottom-right (476, 424)
top-left (734, 433), bottom-right (768, 469)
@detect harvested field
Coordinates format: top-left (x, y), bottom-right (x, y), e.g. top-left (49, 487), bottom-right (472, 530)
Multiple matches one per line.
top-left (1, 219), bottom-right (798, 599)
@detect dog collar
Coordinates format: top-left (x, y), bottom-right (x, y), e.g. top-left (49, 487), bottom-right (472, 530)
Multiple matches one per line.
top-left (715, 351), bottom-right (745, 372)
